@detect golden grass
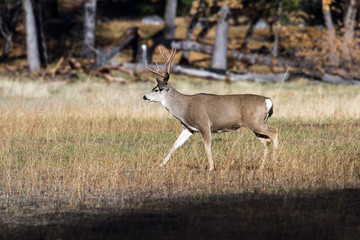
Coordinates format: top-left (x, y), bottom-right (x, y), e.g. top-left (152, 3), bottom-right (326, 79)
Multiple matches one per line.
top-left (0, 78), bottom-right (359, 215)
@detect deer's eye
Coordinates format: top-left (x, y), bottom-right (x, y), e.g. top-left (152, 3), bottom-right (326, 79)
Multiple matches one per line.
top-left (154, 89), bottom-right (159, 92)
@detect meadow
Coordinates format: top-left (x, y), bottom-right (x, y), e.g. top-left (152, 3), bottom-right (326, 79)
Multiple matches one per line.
top-left (0, 77), bottom-right (359, 238)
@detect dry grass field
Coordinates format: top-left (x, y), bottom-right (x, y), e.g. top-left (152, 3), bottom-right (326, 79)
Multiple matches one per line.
top-left (0, 77), bottom-right (359, 238)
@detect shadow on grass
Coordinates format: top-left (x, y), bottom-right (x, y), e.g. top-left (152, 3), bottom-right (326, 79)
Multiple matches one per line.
top-left (1, 189), bottom-right (360, 240)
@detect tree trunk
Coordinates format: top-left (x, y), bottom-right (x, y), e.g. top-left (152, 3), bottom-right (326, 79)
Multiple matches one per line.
top-left (23, 0), bottom-right (40, 72)
top-left (240, 14), bottom-right (262, 49)
top-left (343, 0), bottom-right (359, 59)
top-left (322, 0), bottom-right (338, 66)
top-left (1, 0), bottom-right (21, 61)
top-left (3, 32), bottom-right (14, 61)
top-left (33, 0), bottom-right (48, 67)
top-left (164, 0), bottom-right (178, 39)
top-left (211, 5), bottom-right (230, 72)
top-left (81, 0), bottom-right (97, 59)
top-left (180, 0), bottom-right (205, 65)
top-left (196, 20), bottom-right (216, 41)
top-left (273, 0), bottom-right (282, 57)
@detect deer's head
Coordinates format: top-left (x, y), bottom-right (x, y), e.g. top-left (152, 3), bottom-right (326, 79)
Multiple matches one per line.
top-left (143, 47), bottom-right (176, 103)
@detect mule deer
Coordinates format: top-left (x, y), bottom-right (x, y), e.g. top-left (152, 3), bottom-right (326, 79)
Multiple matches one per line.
top-left (143, 47), bottom-right (278, 171)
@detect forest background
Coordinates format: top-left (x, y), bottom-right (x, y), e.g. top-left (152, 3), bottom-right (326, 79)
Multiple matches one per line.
top-left (1, 0), bottom-right (360, 84)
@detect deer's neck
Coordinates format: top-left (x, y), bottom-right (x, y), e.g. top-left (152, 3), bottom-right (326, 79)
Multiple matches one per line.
top-left (161, 86), bottom-right (189, 122)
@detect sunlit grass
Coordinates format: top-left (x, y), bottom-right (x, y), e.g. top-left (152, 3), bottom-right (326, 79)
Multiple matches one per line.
top-left (0, 78), bottom-right (359, 215)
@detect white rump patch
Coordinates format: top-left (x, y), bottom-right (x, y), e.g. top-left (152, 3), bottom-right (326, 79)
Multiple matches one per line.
top-left (264, 98), bottom-right (273, 123)
top-left (265, 98), bottom-right (273, 113)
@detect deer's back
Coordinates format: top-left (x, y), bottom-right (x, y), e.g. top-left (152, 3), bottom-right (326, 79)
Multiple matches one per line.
top-left (185, 93), bottom-right (270, 132)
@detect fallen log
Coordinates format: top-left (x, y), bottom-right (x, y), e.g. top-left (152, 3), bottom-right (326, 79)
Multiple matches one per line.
top-left (93, 37), bottom-right (358, 84)
top-left (94, 64), bottom-right (135, 83)
top-left (123, 62), bottom-right (289, 82)
top-left (228, 72), bottom-right (289, 83)
top-left (46, 56), bottom-right (64, 78)
top-left (123, 61), bottom-right (360, 84)
top-left (174, 65), bottom-right (226, 80)
top-left (69, 57), bottom-right (82, 70)
top-left (151, 39), bottom-right (299, 68)
top-left (169, 40), bottom-right (360, 84)
top-left (228, 49), bottom-right (300, 68)
top-left (95, 27), bottom-right (141, 68)
top-left (101, 73), bottom-right (127, 84)
top-left (170, 40), bottom-right (302, 68)
top-left (303, 71), bottom-right (360, 85)
top-left (170, 40), bottom-right (212, 55)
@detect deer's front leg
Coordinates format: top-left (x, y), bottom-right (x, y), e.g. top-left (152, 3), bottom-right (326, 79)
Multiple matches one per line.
top-left (160, 128), bottom-right (193, 168)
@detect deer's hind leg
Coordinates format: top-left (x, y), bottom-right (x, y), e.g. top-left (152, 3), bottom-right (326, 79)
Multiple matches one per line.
top-left (251, 123), bottom-right (279, 169)
top-left (199, 128), bottom-right (215, 171)
top-left (255, 133), bottom-right (271, 170)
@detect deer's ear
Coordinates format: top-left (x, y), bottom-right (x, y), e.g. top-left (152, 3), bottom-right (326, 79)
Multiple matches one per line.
top-left (156, 78), bottom-right (169, 91)
top-left (163, 72), bottom-right (170, 83)
top-left (156, 78), bottom-right (163, 85)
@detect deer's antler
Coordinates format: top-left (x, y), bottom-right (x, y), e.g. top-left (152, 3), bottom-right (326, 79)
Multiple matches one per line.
top-left (145, 47), bottom-right (176, 83)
